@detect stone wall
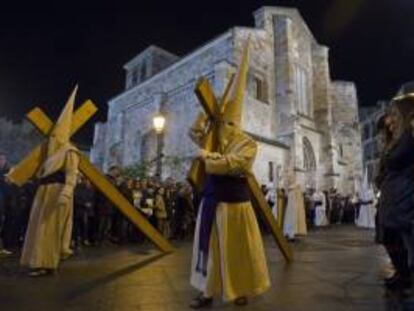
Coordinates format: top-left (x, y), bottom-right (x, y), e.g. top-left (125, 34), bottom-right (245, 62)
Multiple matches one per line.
top-left (102, 26), bottom-right (293, 180)
top-left (91, 6), bottom-right (363, 191)
top-left (234, 28), bottom-right (275, 139)
top-left (253, 141), bottom-right (289, 186)
top-left (330, 81), bottom-right (363, 194)
top-left (103, 32), bottom-right (234, 173)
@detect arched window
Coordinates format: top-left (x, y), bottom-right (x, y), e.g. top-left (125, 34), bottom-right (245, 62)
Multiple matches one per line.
top-left (303, 137), bottom-right (316, 172)
top-left (303, 137), bottom-right (317, 188)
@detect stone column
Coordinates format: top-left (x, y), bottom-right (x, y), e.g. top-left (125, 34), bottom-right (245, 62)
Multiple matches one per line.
top-left (273, 14), bottom-right (296, 129)
top-left (312, 44), bottom-right (338, 190)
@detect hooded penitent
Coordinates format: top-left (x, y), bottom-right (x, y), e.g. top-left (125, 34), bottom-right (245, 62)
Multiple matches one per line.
top-left (20, 88), bottom-right (80, 270)
top-left (195, 39), bottom-right (251, 274)
top-left (283, 170), bottom-right (307, 238)
top-left (313, 180), bottom-right (328, 227)
top-left (190, 38), bottom-right (270, 301)
top-left (357, 168), bottom-right (376, 228)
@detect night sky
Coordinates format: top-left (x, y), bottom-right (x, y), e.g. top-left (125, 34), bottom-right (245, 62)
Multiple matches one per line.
top-left (1, 0), bottom-right (414, 144)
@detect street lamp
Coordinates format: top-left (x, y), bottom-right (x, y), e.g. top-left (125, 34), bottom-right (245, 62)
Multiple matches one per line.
top-left (152, 113), bottom-right (166, 179)
top-left (153, 113), bottom-right (166, 134)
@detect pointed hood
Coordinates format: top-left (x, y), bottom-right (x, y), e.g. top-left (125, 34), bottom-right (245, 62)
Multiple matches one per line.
top-left (221, 38), bottom-right (251, 127)
top-left (47, 86), bottom-right (77, 156)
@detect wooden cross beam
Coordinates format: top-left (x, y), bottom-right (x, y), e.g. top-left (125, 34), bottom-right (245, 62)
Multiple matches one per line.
top-left (9, 102), bottom-right (175, 254)
top-left (8, 101), bottom-right (98, 186)
top-left (187, 78), bottom-right (293, 262)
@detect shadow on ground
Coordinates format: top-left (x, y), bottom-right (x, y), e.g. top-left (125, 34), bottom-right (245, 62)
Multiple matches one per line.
top-left (1, 226), bottom-right (413, 311)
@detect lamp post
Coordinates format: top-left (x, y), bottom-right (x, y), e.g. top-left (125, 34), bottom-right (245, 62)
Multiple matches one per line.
top-left (152, 113), bottom-right (166, 179)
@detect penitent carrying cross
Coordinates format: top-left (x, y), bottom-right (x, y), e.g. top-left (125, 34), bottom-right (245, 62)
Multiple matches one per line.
top-left (7, 92), bottom-right (175, 254)
top-left (187, 39), bottom-right (293, 262)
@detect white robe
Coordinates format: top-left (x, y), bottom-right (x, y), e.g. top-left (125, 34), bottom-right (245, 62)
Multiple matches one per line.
top-left (283, 185), bottom-right (307, 239)
top-left (21, 149), bottom-right (79, 269)
top-left (357, 194), bottom-right (376, 229)
top-left (313, 191), bottom-right (328, 227)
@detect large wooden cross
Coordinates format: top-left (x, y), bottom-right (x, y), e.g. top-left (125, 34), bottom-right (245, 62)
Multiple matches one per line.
top-left (8, 100), bottom-right (175, 254)
top-left (188, 78), bottom-right (293, 262)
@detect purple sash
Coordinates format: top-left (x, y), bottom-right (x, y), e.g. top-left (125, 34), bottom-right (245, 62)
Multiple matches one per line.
top-left (195, 175), bottom-right (250, 276)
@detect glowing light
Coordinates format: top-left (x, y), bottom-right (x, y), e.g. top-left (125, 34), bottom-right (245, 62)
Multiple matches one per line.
top-left (152, 113), bottom-right (166, 134)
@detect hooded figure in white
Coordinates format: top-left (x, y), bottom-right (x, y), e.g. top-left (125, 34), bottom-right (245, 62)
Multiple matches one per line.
top-left (15, 88), bottom-right (80, 275)
top-left (357, 189), bottom-right (376, 229)
top-left (313, 184), bottom-right (328, 227)
top-left (283, 172), bottom-right (307, 239)
top-left (357, 170), bottom-right (376, 229)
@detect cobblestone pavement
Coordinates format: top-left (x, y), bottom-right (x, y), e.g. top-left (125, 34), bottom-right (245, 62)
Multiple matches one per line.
top-left (0, 226), bottom-right (412, 311)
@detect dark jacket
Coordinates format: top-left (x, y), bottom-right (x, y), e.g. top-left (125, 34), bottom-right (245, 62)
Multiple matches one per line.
top-left (74, 182), bottom-right (96, 216)
top-left (379, 130), bottom-right (414, 230)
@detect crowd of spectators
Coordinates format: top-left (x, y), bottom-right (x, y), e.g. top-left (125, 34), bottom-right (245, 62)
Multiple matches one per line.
top-left (0, 150), bottom-right (373, 256)
top-left (0, 155), bottom-right (197, 255)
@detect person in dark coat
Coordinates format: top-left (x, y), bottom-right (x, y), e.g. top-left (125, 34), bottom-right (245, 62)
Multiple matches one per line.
top-left (329, 189), bottom-right (341, 224)
top-left (118, 178), bottom-right (134, 243)
top-left (95, 166), bottom-right (119, 244)
top-left (376, 81), bottom-right (414, 293)
top-left (342, 196), bottom-right (355, 224)
top-left (172, 184), bottom-right (194, 240)
top-left (0, 153), bottom-right (12, 255)
top-left (73, 177), bottom-right (96, 247)
top-left (323, 190), bottom-right (331, 224)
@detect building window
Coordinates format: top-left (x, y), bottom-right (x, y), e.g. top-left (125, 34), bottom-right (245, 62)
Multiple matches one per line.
top-left (249, 75), bottom-right (268, 103)
top-left (294, 66), bottom-right (310, 116)
top-left (140, 62), bottom-right (147, 81)
top-left (339, 144), bottom-right (344, 158)
top-left (268, 161), bottom-right (274, 182)
top-left (303, 137), bottom-right (317, 172)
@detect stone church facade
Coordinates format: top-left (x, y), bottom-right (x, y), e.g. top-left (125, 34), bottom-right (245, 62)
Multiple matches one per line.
top-left (91, 6), bottom-right (363, 194)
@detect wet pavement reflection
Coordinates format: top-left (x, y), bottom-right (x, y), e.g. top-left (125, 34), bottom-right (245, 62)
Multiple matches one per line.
top-left (1, 226), bottom-right (413, 310)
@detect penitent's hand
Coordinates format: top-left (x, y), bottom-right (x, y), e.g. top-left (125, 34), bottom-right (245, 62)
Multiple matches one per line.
top-left (197, 149), bottom-right (209, 160)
